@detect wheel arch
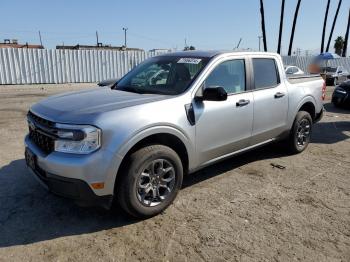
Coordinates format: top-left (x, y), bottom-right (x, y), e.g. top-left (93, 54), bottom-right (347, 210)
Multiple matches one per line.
top-left (295, 96), bottom-right (317, 122)
top-left (113, 127), bottom-right (192, 193)
top-left (298, 101), bottom-right (316, 121)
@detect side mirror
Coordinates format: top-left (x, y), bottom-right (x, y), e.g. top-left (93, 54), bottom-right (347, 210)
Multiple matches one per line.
top-left (202, 86), bottom-right (227, 101)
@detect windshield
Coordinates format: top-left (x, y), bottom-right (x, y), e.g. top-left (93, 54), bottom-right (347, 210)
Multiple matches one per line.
top-left (115, 56), bottom-right (209, 95)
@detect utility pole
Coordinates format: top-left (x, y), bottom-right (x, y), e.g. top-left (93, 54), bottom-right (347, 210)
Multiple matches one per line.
top-left (38, 31), bottom-right (43, 47)
top-left (96, 31), bottom-right (99, 46)
top-left (326, 0), bottom-right (342, 52)
top-left (258, 36), bottom-right (263, 51)
top-left (122, 27), bottom-right (128, 48)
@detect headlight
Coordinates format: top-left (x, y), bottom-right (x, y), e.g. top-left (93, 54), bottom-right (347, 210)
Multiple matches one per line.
top-left (335, 88), bottom-right (347, 94)
top-left (54, 124), bottom-right (101, 154)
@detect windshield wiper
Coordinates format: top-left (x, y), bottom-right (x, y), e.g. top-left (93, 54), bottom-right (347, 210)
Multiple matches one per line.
top-left (116, 85), bottom-right (170, 95)
top-left (114, 86), bottom-right (143, 94)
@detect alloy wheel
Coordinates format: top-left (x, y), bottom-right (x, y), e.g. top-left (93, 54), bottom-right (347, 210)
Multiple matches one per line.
top-left (296, 119), bottom-right (311, 147)
top-left (136, 159), bottom-right (176, 207)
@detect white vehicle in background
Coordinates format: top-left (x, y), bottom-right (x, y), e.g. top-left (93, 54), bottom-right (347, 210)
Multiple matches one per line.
top-left (285, 65), bottom-right (304, 75)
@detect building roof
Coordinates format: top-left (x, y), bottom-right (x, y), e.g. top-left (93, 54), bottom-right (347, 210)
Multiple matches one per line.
top-left (0, 43), bottom-right (43, 49)
top-left (56, 44), bottom-right (144, 51)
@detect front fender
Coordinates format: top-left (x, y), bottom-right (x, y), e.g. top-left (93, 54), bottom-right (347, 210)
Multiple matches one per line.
top-left (116, 125), bottom-right (194, 160)
top-left (104, 125), bottom-right (195, 195)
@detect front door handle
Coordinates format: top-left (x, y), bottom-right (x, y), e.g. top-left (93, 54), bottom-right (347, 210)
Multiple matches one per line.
top-left (274, 92), bottom-right (285, 98)
top-left (236, 99), bottom-right (250, 107)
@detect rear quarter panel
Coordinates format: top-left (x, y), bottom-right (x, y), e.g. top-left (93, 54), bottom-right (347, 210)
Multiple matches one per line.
top-left (286, 77), bottom-right (324, 129)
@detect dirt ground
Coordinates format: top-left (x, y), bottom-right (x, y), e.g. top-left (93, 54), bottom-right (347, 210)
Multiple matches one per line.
top-left (0, 84), bottom-right (349, 262)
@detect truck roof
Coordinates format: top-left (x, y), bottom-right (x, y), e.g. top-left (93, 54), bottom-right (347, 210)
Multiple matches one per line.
top-left (158, 50), bottom-right (280, 58)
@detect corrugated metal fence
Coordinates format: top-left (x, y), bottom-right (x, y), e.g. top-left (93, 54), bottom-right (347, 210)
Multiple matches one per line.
top-left (0, 48), bottom-right (350, 85)
top-left (0, 48), bottom-right (166, 85)
top-left (282, 56), bottom-right (350, 73)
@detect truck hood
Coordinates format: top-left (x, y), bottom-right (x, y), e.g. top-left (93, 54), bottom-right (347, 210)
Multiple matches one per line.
top-left (30, 87), bottom-right (168, 123)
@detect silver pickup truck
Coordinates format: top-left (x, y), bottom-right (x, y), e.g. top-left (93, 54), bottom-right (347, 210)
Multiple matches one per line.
top-left (25, 51), bottom-right (325, 217)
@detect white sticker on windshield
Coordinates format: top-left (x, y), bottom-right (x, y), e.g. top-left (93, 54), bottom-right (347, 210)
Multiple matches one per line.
top-left (177, 58), bottom-right (202, 64)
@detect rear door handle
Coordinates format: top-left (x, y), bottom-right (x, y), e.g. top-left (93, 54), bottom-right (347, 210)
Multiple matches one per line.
top-left (274, 92), bottom-right (285, 98)
top-left (236, 99), bottom-right (250, 107)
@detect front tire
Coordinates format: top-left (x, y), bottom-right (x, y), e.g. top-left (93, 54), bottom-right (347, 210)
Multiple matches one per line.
top-left (286, 111), bottom-right (313, 154)
top-left (117, 145), bottom-right (183, 218)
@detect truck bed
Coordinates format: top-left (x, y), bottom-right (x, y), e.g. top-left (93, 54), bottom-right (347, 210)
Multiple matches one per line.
top-left (287, 74), bottom-right (323, 84)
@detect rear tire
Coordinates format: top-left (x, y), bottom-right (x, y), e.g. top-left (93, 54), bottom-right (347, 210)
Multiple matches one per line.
top-left (286, 111), bottom-right (313, 154)
top-left (116, 145), bottom-right (183, 218)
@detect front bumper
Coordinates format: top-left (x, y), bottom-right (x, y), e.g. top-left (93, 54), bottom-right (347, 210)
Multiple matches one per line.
top-left (24, 135), bottom-right (118, 208)
top-left (26, 159), bottom-right (113, 208)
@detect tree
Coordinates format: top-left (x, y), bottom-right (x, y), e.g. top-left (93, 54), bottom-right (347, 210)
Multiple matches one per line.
top-left (334, 36), bottom-right (344, 55)
top-left (288, 0), bottom-right (302, 56)
top-left (342, 8), bottom-right (350, 57)
top-left (259, 0), bottom-right (267, 51)
top-left (321, 0), bottom-right (331, 53)
top-left (326, 0), bottom-right (342, 52)
top-left (277, 0), bottom-right (285, 54)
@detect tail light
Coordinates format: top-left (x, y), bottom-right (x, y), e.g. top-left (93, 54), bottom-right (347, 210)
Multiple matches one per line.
top-left (321, 81), bottom-right (326, 101)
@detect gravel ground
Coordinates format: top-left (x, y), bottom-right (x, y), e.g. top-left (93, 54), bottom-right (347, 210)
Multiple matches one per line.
top-left (0, 84), bottom-right (349, 262)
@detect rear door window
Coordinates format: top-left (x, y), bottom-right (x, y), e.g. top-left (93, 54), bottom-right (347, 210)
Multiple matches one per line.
top-left (252, 58), bottom-right (280, 89)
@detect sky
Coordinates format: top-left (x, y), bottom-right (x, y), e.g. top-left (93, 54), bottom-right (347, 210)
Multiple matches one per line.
top-left (1, 0), bottom-right (349, 55)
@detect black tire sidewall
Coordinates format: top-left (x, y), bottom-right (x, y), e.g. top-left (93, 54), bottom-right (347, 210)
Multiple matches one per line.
top-left (290, 111), bottom-right (313, 153)
top-left (118, 145), bottom-right (183, 218)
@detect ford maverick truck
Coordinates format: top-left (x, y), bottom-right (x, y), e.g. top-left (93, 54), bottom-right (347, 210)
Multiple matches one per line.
top-left (25, 51), bottom-right (325, 217)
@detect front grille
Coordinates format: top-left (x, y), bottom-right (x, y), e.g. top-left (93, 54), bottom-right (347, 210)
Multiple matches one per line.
top-left (27, 111), bottom-right (55, 127)
top-left (27, 111), bottom-right (55, 154)
top-left (29, 129), bottom-right (54, 154)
